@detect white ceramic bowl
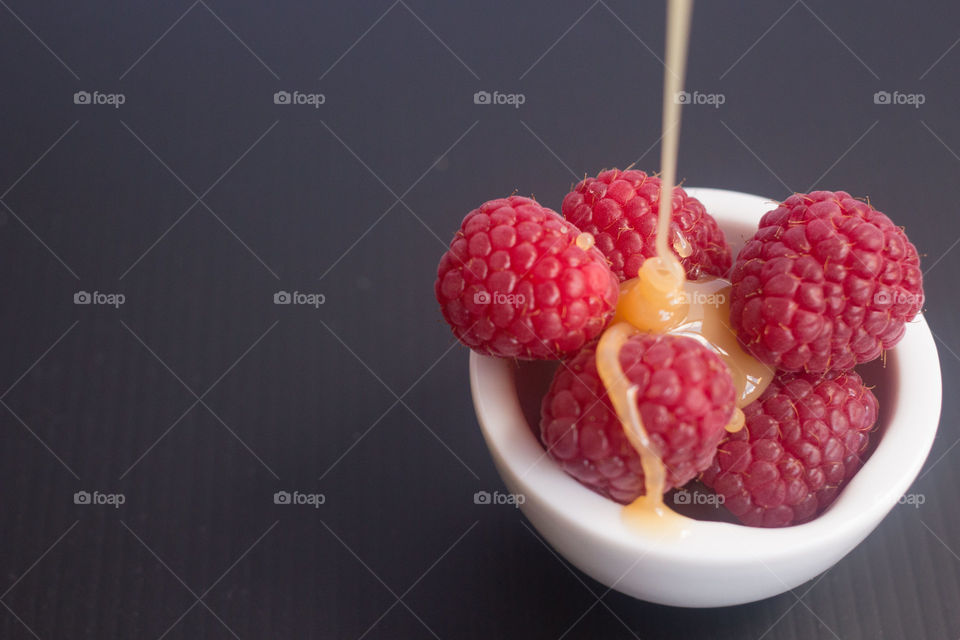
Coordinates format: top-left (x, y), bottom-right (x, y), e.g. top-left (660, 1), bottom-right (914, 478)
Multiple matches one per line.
top-left (470, 187), bottom-right (942, 607)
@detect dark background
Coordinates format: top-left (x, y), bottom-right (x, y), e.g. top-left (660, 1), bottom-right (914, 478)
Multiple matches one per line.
top-left (0, 1), bottom-right (957, 638)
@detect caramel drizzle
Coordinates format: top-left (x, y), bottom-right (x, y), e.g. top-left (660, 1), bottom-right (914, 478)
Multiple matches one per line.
top-left (591, 0), bottom-right (767, 531)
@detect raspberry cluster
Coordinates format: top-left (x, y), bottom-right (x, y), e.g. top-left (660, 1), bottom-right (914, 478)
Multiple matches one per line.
top-left (434, 173), bottom-right (921, 528)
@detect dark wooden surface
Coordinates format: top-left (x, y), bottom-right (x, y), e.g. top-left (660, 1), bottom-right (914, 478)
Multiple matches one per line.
top-left (0, 1), bottom-right (957, 638)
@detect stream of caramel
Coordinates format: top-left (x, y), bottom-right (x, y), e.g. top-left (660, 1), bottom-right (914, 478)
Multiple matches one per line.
top-left (592, 0), bottom-right (770, 532)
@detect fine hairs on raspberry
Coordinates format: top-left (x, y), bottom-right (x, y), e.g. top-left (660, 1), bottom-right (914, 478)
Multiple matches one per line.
top-left (702, 369), bottom-right (879, 527)
top-left (561, 168), bottom-right (732, 282)
top-left (729, 191), bottom-right (924, 373)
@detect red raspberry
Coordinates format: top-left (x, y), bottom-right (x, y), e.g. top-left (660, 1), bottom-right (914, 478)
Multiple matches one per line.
top-left (730, 191), bottom-right (924, 372)
top-left (561, 168), bottom-right (732, 281)
top-left (540, 333), bottom-right (736, 503)
top-left (435, 196), bottom-right (619, 359)
top-left (701, 370), bottom-right (878, 527)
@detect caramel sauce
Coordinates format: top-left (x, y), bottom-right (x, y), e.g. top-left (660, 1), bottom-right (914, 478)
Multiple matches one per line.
top-left (672, 229), bottom-right (693, 258)
top-left (590, 0), bottom-right (769, 533)
top-left (659, 277), bottom-right (772, 408)
top-left (575, 231), bottom-right (596, 251)
top-left (596, 323), bottom-right (688, 534)
top-left (614, 257), bottom-right (689, 333)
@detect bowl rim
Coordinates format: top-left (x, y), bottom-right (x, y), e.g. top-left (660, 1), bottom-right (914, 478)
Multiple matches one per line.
top-left (470, 186), bottom-right (942, 566)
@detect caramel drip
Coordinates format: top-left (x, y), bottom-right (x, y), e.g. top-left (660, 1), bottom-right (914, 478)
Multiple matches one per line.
top-left (596, 276), bottom-right (770, 532)
top-left (595, 0), bottom-right (698, 533)
top-left (673, 229), bottom-right (693, 258)
top-left (575, 231), bottom-right (596, 251)
top-left (665, 278), bottom-right (773, 407)
top-left (596, 323), bottom-right (686, 532)
top-left (614, 257), bottom-right (688, 333)
top-left (726, 407), bottom-right (746, 433)
top-left (588, 0), bottom-right (777, 533)
top-left (596, 323), bottom-right (665, 498)
top-left (655, 0), bottom-right (694, 260)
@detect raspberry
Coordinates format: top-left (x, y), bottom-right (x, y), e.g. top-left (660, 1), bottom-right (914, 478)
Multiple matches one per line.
top-left (435, 196), bottom-right (619, 359)
top-left (730, 191), bottom-right (924, 372)
top-left (540, 333), bottom-right (735, 503)
top-left (701, 370), bottom-right (878, 527)
top-left (561, 168), bottom-right (732, 281)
